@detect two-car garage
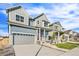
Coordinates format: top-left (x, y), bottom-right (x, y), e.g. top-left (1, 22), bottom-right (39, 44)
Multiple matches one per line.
top-left (10, 25), bottom-right (38, 45)
top-left (13, 33), bottom-right (36, 45)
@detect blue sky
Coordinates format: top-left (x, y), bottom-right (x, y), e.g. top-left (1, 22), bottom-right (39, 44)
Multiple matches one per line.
top-left (0, 3), bottom-right (79, 36)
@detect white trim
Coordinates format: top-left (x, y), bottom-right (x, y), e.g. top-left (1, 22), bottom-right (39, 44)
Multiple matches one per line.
top-left (12, 32), bottom-right (36, 35)
top-left (12, 32), bottom-right (38, 44)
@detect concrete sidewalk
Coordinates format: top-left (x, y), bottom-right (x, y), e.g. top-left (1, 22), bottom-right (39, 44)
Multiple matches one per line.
top-left (37, 46), bottom-right (65, 56)
top-left (14, 44), bottom-right (41, 56)
top-left (61, 47), bottom-right (79, 56)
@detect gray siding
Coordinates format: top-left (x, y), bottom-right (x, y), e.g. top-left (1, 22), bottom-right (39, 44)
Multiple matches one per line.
top-left (9, 25), bottom-right (38, 45)
top-left (11, 25), bottom-right (38, 35)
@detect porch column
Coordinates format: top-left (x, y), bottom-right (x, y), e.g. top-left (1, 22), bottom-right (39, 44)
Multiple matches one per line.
top-left (39, 28), bottom-right (41, 41)
top-left (67, 35), bottom-right (69, 42)
top-left (58, 32), bottom-right (61, 43)
top-left (44, 29), bottom-right (46, 41)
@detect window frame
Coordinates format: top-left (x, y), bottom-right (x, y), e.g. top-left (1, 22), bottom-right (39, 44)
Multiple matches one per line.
top-left (16, 15), bottom-right (24, 22)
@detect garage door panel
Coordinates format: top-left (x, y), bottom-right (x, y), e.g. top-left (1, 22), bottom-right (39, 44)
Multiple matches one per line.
top-left (14, 34), bottom-right (35, 45)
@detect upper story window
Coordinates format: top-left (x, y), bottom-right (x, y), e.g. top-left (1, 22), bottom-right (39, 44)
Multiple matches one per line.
top-left (37, 21), bottom-right (39, 24)
top-left (54, 26), bottom-right (59, 31)
top-left (16, 15), bottom-right (24, 22)
top-left (55, 26), bottom-right (58, 29)
top-left (44, 22), bottom-right (48, 27)
top-left (55, 25), bottom-right (61, 31)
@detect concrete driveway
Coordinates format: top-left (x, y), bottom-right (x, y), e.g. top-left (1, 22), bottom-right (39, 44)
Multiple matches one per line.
top-left (14, 44), bottom-right (41, 56)
top-left (14, 44), bottom-right (65, 56)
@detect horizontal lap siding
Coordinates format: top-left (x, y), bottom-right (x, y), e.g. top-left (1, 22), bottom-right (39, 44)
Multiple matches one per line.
top-left (11, 25), bottom-right (38, 35)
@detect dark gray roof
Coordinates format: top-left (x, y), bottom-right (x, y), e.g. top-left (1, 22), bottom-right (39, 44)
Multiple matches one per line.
top-left (33, 13), bottom-right (44, 20)
top-left (6, 6), bottom-right (22, 13)
top-left (49, 21), bottom-right (62, 27)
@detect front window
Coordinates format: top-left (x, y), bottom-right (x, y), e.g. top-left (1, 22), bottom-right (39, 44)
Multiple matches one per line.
top-left (16, 15), bottom-right (24, 22)
top-left (55, 26), bottom-right (58, 29)
top-left (21, 16), bottom-right (24, 22)
top-left (44, 22), bottom-right (48, 27)
top-left (37, 21), bottom-right (39, 24)
top-left (54, 26), bottom-right (58, 31)
top-left (16, 15), bottom-right (19, 21)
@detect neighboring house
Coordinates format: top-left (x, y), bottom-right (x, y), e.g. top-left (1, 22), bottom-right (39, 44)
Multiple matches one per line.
top-left (49, 22), bottom-right (63, 32)
top-left (6, 6), bottom-right (52, 45)
top-left (49, 22), bottom-right (64, 43)
top-left (64, 30), bottom-right (78, 42)
top-left (74, 33), bottom-right (79, 42)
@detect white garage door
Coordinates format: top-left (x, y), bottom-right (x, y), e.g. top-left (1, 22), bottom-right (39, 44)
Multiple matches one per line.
top-left (13, 33), bottom-right (35, 45)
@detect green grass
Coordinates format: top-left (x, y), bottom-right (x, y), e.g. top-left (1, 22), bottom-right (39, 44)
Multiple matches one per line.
top-left (55, 42), bottom-right (79, 50)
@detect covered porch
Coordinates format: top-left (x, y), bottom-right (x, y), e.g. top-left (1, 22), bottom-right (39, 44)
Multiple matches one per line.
top-left (37, 27), bottom-right (51, 44)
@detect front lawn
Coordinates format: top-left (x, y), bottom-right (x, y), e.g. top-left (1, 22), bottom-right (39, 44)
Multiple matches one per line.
top-left (55, 42), bottom-right (79, 50)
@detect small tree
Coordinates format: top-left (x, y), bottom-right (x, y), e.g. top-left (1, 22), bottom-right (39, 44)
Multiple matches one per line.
top-left (50, 32), bottom-right (56, 44)
top-left (61, 35), bottom-right (64, 42)
top-left (60, 32), bottom-right (64, 36)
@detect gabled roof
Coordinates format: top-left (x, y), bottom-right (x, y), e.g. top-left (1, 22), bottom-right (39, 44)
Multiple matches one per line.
top-left (49, 21), bottom-right (62, 27)
top-left (64, 30), bottom-right (72, 34)
top-left (6, 6), bottom-right (22, 13)
top-left (33, 13), bottom-right (44, 20)
top-left (6, 6), bottom-right (48, 22)
top-left (64, 30), bottom-right (78, 34)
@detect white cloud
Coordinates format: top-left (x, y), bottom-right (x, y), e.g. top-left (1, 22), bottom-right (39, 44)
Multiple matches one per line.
top-left (0, 10), bottom-right (7, 15)
top-left (26, 4), bottom-right (79, 20)
top-left (0, 29), bottom-right (8, 36)
top-left (47, 4), bottom-right (78, 18)
top-left (1, 10), bottom-right (6, 14)
top-left (24, 4), bottom-right (79, 32)
top-left (61, 19), bottom-right (79, 30)
top-left (26, 6), bottom-right (46, 17)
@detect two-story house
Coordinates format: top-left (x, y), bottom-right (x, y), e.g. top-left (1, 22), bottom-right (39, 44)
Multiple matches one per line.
top-left (49, 22), bottom-right (64, 43)
top-left (6, 6), bottom-right (51, 45)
